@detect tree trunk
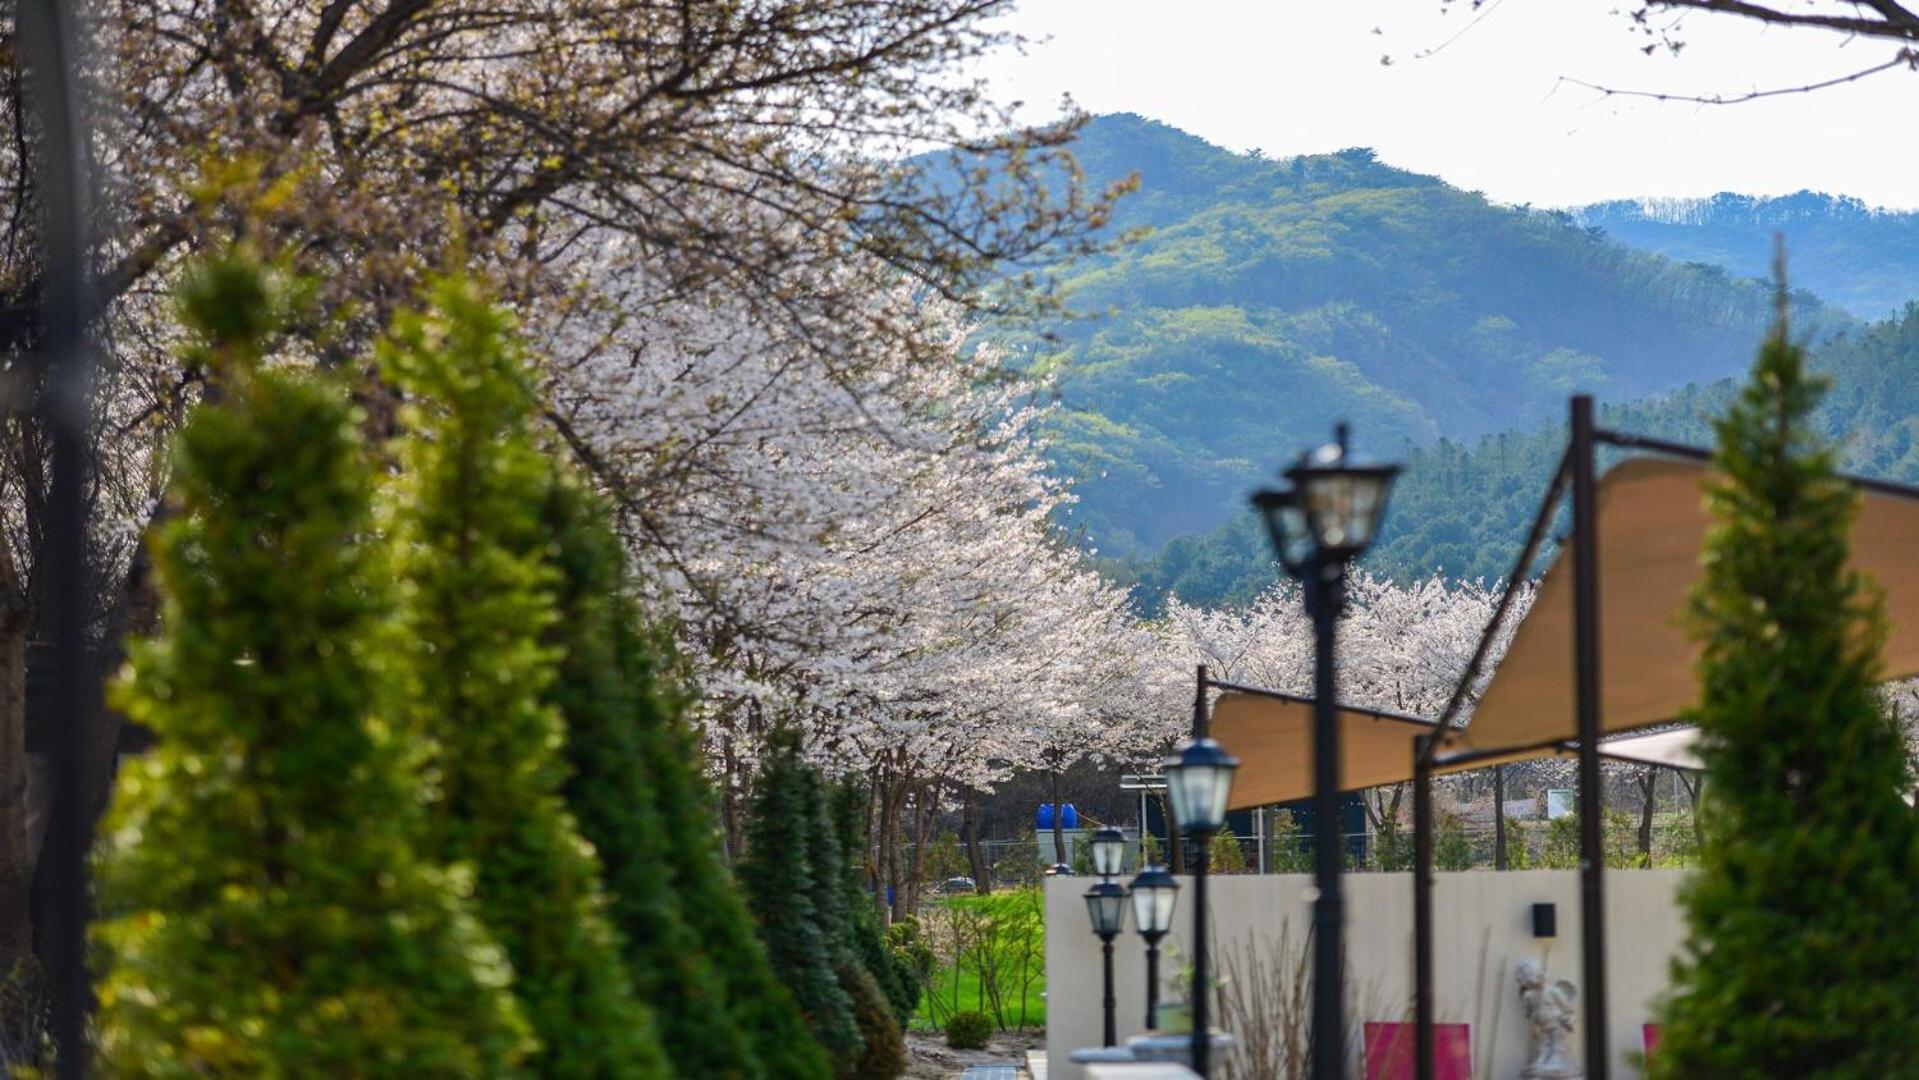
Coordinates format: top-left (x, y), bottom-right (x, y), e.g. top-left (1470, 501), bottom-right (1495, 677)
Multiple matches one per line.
top-left (1637, 769), bottom-right (1657, 861)
top-left (882, 776), bottom-right (905, 923)
top-left (1049, 768), bottom-right (1066, 867)
top-left (902, 780), bottom-right (936, 916)
top-left (1493, 765), bottom-right (1508, 871)
top-left (0, 539), bottom-right (31, 970)
top-left (1681, 772), bottom-right (1705, 847)
top-left (963, 787), bottom-right (990, 894)
top-left (1162, 791), bottom-right (1184, 875)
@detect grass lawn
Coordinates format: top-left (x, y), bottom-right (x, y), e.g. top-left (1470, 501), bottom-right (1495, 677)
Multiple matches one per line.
top-left (911, 890), bottom-right (1047, 1034)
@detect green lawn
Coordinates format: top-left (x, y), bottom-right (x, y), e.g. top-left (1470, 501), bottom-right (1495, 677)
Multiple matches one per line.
top-left (911, 890), bottom-right (1047, 1033)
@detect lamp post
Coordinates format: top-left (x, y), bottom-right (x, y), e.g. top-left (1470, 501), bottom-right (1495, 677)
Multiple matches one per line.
top-left (1251, 422), bottom-right (1399, 1080)
top-left (1084, 880), bottom-right (1128, 1046)
top-left (1129, 865), bottom-right (1179, 1031)
top-left (1165, 736), bottom-right (1238, 1077)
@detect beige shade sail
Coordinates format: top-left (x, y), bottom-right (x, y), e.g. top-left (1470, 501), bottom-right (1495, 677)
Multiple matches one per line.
top-left (1211, 692), bottom-right (1710, 811)
top-left (1210, 692), bottom-right (1436, 812)
top-left (1440, 456), bottom-right (1919, 759)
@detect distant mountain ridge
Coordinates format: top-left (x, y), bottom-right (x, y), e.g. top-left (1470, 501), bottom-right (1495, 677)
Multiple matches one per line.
top-left (1571, 192), bottom-right (1919, 318)
top-left (1123, 307), bottom-right (1919, 611)
top-left (1021, 114), bottom-right (1851, 556)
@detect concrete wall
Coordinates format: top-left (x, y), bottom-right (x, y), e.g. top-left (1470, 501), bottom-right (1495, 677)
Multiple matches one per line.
top-left (1044, 870), bottom-right (1688, 1079)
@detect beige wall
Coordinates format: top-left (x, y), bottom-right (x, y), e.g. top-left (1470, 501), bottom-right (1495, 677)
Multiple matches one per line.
top-left (1044, 870), bottom-right (1688, 1079)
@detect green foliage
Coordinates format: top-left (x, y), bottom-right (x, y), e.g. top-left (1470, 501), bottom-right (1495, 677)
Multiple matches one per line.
top-left (844, 966), bottom-right (908, 1080)
top-left (922, 831), bottom-right (968, 885)
top-left (95, 251), bottom-right (532, 1076)
top-left (829, 782), bottom-right (918, 1028)
top-left (915, 891), bottom-right (1047, 1033)
top-left (539, 480), bottom-right (761, 1077)
top-left (1652, 306), bottom-right (1919, 1077)
top-left (944, 1011), bottom-right (994, 1051)
top-left (1543, 815), bottom-right (1580, 870)
top-left (1208, 831), bottom-right (1248, 874)
top-left (1019, 114), bottom-right (1846, 557)
top-left (738, 729), bottom-right (862, 1061)
top-left (1503, 820), bottom-right (1532, 870)
top-left (382, 275), bottom-right (666, 1077)
top-left (623, 650), bottom-right (831, 1079)
top-left (1434, 812), bottom-right (1472, 872)
top-left (1268, 811), bottom-right (1312, 873)
top-left (1130, 305), bottom-right (1919, 608)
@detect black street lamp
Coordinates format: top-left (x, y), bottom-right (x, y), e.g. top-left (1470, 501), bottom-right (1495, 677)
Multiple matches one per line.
top-left (1128, 865), bottom-right (1179, 1031)
top-left (1090, 826), bottom-right (1127, 879)
top-left (1251, 423), bottom-right (1398, 1080)
top-left (1164, 735), bottom-right (1238, 1077)
top-left (1084, 880), bottom-right (1129, 1047)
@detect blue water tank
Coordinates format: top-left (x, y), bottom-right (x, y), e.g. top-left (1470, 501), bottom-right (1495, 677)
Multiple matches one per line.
top-left (1035, 802), bottom-right (1080, 830)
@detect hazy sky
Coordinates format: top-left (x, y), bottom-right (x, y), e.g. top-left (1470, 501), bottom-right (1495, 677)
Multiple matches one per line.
top-left (977, 1), bottom-right (1918, 208)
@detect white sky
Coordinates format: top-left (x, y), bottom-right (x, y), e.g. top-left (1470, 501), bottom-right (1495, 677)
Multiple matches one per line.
top-left (977, 0), bottom-right (1919, 208)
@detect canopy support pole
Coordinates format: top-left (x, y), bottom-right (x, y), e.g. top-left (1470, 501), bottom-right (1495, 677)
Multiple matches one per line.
top-left (1412, 735), bottom-right (1435, 1080)
top-left (1572, 395), bottom-right (1610, 1079)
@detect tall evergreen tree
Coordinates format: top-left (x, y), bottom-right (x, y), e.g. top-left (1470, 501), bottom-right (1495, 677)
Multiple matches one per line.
top-left (738, 728), bottom-right (862, 1062)
top-left (95, 252), bottom-right (532, 1075)
top-left (1652, 297), bottom-right (1919, 1077)
top-left (382, 275), bottom-right (668, 1077)
top-left (829, 781), bottom-right (918, 1026)
top-left (809, 780), bottom-right (906, 1079)
top-left (539, 478), bottom-right (761, 1078)
top-left (621, 648), bottom-right (833, 1079)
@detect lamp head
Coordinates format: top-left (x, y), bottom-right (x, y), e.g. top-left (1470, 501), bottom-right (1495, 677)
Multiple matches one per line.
top-left (1283, 424), bottom-right (1399, 562)
top-left (1163, 737), bottom-right (1238, 835)
top-left (1084, 880), bottom-right (1129, 938)
top-left (1128, 865), bottom-right (1179, 938)
top-left (1090, 827), bottom-right (1127, 878)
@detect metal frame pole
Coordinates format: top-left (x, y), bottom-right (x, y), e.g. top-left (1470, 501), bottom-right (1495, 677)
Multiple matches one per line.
top-left (1309, 560), bottom-right (1346, 1080)
top-left (1412, 735), bottom-right (1435, 1080)
top-left (18, 2), bottom-right (99, 1076)
top-left (1190, 664), bottom-right (1212, 1078)
top-left (1571, 395), bottom-right (1610, 1079)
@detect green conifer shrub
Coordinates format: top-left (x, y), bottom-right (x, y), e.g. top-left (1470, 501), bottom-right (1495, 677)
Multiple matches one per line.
top-left (620, 649), bottom-right (832, 1079)
top-left (539, 479), bottom-right (760, 1077)
top-left (829, 781), bottom-right (917, 1025)
top-left (798, 767), bottom-right (903, 1076)
top-left (382, 275), bottom-right (667, 1077)
top-left (1208, 831), bottom-right (1247, 874)
top-left (94, 252), bottom-right (532, 1075)
top-left (1652, 304), bottom-right (1919, 1077)
top-left (738, 728), bottom-right (862, 1061)
top-left (945, 1011), bottom-right (993, 1051)
top-left (1434, 812), bottom-right (1473, 871)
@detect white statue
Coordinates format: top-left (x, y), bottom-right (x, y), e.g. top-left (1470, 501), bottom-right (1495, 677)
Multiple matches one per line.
top-left (1516, 958), bottom-right (1582, 1079)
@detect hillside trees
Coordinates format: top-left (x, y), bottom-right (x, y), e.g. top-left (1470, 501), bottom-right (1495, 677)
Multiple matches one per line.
top-left (1652, 301), bottom-right (1919, 1074)
top-left (93, 253), bottom-right (532, 1075)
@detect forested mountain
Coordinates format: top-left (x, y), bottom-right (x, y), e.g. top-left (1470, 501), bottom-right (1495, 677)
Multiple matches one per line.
top-left (1024, 114), bottom-right (1843, 556)
top-left (1124, 307), bottom-right (1919, 611)
top-left (1573, 193), bottom-right (1919, 320)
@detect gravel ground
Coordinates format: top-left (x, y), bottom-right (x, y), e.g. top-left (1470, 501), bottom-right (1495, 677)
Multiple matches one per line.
top-left (902, 1028), bottom-right (1043, 1079)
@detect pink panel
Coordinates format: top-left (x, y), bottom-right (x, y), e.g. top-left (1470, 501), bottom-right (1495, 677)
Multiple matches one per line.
top-left (1363, 1022), bottom-right (1470, 1080)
